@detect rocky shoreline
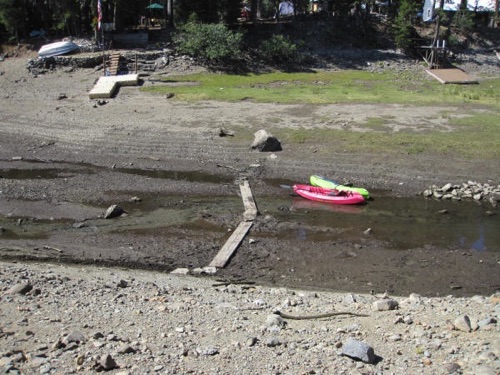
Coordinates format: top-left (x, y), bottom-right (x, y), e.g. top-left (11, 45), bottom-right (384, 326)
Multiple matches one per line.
top-left (422, 181), bottom-right (500, 208)
top-left (1, 261), bottom-right (499, 374)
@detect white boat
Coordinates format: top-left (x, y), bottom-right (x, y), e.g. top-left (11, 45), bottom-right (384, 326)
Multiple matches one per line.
top-left (38, 41), bottom-right (79, 58)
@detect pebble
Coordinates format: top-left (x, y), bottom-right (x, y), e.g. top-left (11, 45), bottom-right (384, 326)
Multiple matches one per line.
top-left (0, 261), bottom-right (498, 374)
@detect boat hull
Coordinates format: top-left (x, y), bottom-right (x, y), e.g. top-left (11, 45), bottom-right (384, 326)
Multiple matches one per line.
top-left (310, 175), bottom-right (370, 199)
top-left (293, 184), bottom-right (365, 205)
top-left (38, 41), bottom-right (79, 58)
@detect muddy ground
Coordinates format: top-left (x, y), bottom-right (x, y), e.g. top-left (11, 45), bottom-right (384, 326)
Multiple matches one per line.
top-left (0, 51), bottom-right (499, 298)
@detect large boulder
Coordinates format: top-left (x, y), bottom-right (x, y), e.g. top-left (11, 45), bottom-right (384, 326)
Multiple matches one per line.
top-left (251, 130), bottom-right (282, 152)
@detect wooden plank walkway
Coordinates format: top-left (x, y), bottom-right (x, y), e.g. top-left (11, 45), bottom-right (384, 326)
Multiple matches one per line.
top-left (240, 180), bottom-right (258, 221)
top-left (89, 74), bottom-right (139, 99)
top-left (207, 180), bottom-right (259, 269)
top-left (208, 221), bottom-right (253, 268)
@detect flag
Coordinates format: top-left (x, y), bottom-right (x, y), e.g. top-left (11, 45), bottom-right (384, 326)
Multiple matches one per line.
top-left (97, 0), bottom-right (102, 30)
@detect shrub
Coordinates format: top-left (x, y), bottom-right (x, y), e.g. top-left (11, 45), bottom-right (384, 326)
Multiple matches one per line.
top-left (173, 21), bottom-right (243, 64)
top-left (259, 34), bottom-right (299, 64)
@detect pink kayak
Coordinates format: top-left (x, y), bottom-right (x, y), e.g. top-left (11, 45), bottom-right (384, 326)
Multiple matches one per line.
top-left (293, 184), bottom-right (365, 205)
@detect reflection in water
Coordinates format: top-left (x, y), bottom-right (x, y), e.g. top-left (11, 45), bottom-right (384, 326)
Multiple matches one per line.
top-left (285, 194), bottom-right (500, 252)
top-left (291, 198), bottom-right (365, 214)
top-left (465, 223), bottom-right (486, 251)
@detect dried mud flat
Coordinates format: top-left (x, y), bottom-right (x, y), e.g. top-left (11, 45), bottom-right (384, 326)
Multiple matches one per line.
top-left (0, 51), bottom-right (499, 373)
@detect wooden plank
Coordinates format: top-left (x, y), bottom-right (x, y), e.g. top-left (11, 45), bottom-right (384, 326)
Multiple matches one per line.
top-left (209, 221), bottom-right (253, 268)
top-left (240, 180), bottom-right (258, 221)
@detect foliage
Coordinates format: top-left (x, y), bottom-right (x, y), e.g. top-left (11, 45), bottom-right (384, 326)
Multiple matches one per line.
top-left (258, 34), bottom-right (299, 65)
top-left (394, 0), bottom-right (418, 53)
top-left (452, 10), bottom-right (474, 33)
top-left (172, 21), bottom-right (243, 64)
top-left (175, 0), bottom-right (219, 23)
top-left (0, 0), bottom-right (26, 42)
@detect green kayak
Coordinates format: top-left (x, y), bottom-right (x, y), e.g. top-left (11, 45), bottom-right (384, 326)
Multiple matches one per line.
top-left (310, 175), bottom-right (370, 199)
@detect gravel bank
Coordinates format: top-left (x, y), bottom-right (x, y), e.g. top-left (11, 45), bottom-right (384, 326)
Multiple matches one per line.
top-left (1, 261), bottom-right (499, 374)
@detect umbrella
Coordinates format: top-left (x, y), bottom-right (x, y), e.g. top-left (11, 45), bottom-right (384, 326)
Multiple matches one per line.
top-left (146, 2), bottom-right (164, 9)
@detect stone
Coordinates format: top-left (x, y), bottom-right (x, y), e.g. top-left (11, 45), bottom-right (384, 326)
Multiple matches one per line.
top-left (442, 183), bottom-right (453, 192)
top-left (99, 354), bottom-right (118, 370)
top-left (444, 362), bottom-right (461, 373)
top-left (117, 279), bottom-right (128, 288)
top-left (170, 268), bottom-right (190, 275)
top-left (477, 317), bottom-right (496, 329)
top-left (251, 130), bottom-right (282, 152)
top-left (64, 331), bottom-right (86, 344)
top-left (117, 344), bottom-right (136, 354)
top-left (453, 315), bottom-right (472, 332)
top-left (8, 283), bottom-right (33, 295)
top-left (266, 314), bottom-right (285, 328)
top-left (266, 338), bottom-right (282, 347)
top-left (372, 298), bottom-right (399, 311)
top-left (341, 338), bottom-right (376, 364)
top-left (104, 205), bottom-right (125, 219)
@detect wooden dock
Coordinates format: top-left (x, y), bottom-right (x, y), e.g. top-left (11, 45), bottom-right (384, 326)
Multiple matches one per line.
top-left (88, 74), bottom-right (139, 99)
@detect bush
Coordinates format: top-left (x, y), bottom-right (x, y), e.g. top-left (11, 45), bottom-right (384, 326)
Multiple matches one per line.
top-left (259, 34), bottom-right (299, 64)
top-left (173, 21), bottom-right (243, 64)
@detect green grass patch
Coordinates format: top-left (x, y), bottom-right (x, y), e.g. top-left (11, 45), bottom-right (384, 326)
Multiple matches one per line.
top-left (275, 111), bottom-right (500, 159)
top-left (141, 70), bottom-right (499, 160)
top-left (142, 70), bottom-right (500, 107)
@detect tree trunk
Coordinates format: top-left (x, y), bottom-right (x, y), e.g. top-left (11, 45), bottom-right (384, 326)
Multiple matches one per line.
top-left (250, 0), bottom-right (258, 23)
top-left (167, 0), bottom-right (174, 26)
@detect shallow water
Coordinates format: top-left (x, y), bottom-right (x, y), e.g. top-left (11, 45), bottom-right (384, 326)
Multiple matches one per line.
top-left (1, 182), bottom-right (498, 252)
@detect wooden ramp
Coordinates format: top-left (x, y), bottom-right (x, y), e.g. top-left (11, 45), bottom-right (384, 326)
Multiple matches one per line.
top-left (89, 74), bottom-right (139, 99)
top-left (426, 69), bottom-right (477, 84)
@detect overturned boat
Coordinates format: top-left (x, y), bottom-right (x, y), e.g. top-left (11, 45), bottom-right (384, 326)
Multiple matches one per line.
top-left (38, 41), bottom-right (79, 58)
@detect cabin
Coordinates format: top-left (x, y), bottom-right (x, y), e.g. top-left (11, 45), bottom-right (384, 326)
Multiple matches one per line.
top-left (423, 0), bottom-right (499, 23)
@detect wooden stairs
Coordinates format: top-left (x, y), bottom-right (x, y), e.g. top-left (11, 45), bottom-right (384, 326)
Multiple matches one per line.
top-left (108, 52), bottom-right (121, 76)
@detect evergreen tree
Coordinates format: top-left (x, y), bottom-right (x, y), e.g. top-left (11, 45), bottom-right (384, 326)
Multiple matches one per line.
top-left (394, 0), bottom-right (417, 52)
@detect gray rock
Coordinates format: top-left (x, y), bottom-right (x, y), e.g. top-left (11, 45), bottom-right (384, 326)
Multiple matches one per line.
top-left (117, 344), bottom-right (136, 354)
top-left (453, 315), bottom-right (472, 332)
top-left (444, 362), bottom-right (461, 373)
top-left (104, 205), bottom-right (125, 219)
top-left (251, 130), bottom-right (282, 152)
top-left (341, 338), bottom-right (376, 364)
top-left (201, 347), bottom-right (219, 356)
top-left (246, 337), bottom-right (258, 347)
top-left (373, 298), bottom-right (399, 311)
top-left (478, 317), bottom-right (496, 329)
top-left (99, 354), bottom-right (118, 370)
top-left (117, 279), bottom-right (128, 288)
top-left (442, 183), bottom-right (453, 192)
top-left (8, 283), bottom-right (33, 295)
top-left (266, 338), bottom-right (282, 347)
top-left (266, 314), bottom-right (285, 328)
top-left (64, 331), bottom-right (86, 344)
